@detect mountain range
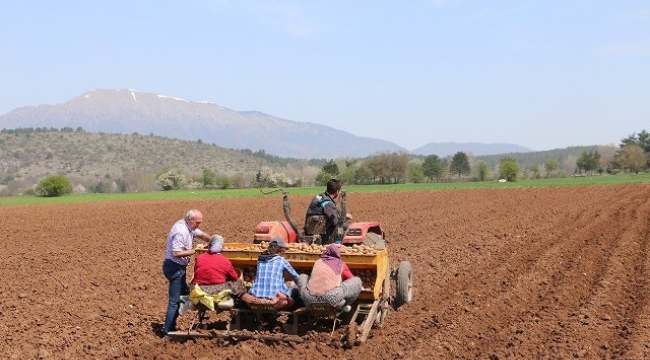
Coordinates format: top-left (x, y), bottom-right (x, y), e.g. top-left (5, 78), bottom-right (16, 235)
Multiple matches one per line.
top-left (0, 89), bottom-right (531, 159)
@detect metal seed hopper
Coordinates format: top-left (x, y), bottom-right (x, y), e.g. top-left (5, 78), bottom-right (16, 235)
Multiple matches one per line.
top-left (168, 190), bottom-right (413, 344)
top-left (169, 243), bottom-right (413, 344)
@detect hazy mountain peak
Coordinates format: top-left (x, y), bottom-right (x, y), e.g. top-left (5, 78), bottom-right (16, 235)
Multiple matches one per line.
top-left (0, 89), bottom-right (406, 159)
top-left (0, 89), bottom-right (533, 159)
top-left (412, 141), bottom-right (532, 157)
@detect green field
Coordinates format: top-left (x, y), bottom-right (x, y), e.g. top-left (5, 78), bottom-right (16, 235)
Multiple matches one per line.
top-left (2, 173), bottom-right (649, 206)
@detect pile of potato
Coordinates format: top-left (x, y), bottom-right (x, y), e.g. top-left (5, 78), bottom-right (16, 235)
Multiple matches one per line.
top-left (222, 242), bottom-right (380, 255)
top-left (228, 244), bottom-right (264, 251)
top-left (240, 268), bottom-right (256, 288)
top-left (338, 244), bottom-right (380, 255)
top-left (355, 270), bottom-right (378, 291)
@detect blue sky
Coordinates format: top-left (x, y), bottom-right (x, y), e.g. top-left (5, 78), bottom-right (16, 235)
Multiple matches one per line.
top-left (2, 0), bottom-right (649, 151)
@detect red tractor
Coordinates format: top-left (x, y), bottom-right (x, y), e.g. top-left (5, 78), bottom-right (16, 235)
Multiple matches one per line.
top-left (253, 191), bottom-right (386, 248)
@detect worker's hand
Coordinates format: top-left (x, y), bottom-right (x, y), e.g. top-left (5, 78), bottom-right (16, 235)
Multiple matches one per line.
top-left (345, 213), bottom-right (353, 220)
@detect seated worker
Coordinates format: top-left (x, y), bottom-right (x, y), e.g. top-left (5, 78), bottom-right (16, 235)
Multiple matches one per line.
top-left (304, 178), bottom-right (352, 245)
top-left (190, 235), bottom-right (245, 297)
top-left (243, 237), bottom-right (300, 310)
top-left (297, 244), bottom-right (362, 313)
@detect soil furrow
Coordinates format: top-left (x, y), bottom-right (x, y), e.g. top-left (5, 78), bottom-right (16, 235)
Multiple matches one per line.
top-left (3, 185), bottom-right (650, 359)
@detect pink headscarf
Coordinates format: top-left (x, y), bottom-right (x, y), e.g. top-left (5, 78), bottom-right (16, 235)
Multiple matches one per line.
top-left (320, 244), bottom-right (343, 273)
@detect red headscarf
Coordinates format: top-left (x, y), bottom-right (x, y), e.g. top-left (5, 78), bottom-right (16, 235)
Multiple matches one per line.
top-left (320, 244), bottom-right (343, 273)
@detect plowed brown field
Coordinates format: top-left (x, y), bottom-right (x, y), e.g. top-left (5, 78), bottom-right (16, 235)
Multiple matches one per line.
top-left (2, 184), bottom-right (650, 359)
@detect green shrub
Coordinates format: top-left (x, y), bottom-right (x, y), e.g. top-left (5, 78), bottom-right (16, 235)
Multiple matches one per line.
top-left (499, 158), bottom-right (520, 182)
top-left (315, 171), bottom-right (334, 186)
top-left (36, 175), bottom-right (72, 197)
top-left (477, 161), bottom-right (490, 181)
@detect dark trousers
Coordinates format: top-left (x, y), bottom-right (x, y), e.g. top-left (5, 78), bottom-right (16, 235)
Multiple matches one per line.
top-left (162, 259), bottom-right (188, 335)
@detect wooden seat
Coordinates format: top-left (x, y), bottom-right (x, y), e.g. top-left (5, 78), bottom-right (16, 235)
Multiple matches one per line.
top-left (246, 302), bottom-right (280, 313)
top-left (232, 299), bottom-right (300, 334)
top-left (305, 302), bottom-right (339, 316)
top-left (304, 302), bottom-right (344, 335)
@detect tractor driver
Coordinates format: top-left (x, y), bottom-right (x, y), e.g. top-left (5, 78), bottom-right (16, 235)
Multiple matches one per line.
top-left (304, 178), bottom-right (352, 245)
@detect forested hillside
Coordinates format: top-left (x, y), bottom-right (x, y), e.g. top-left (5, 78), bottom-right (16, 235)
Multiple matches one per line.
top-left (0, 128), bottom-right (323, 195)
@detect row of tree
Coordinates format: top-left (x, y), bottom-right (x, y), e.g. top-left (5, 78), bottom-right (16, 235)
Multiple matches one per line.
top-left (312, 130), bottom-right (650, 185)
top-left (574, 131), bottom-right (650, 175)
top-left (313, 151), bottom-right (522, 185)
top-left (29, 130), bottom-right (650, 196)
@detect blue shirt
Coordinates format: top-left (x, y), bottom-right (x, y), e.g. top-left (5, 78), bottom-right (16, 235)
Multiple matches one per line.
top-left (248, 254), bottom-right (299, 299)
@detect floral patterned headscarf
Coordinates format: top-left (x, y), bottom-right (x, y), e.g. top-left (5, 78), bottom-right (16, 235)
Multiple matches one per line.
top-left (320, 244), bottom-right (343, 273)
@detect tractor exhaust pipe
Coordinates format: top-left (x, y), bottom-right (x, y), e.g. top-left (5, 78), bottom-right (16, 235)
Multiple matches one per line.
top-left (282, 191), bottom-right (304, 241)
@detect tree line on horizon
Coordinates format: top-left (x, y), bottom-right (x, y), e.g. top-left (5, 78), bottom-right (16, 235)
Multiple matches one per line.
top-left (3, 127), bottom-right (648, 197)
top-left (182, 129), bottom-right (650, 190)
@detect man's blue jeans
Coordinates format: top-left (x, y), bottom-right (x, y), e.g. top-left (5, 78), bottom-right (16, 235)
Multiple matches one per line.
top-left (162, 259), bottom-right (188, 335)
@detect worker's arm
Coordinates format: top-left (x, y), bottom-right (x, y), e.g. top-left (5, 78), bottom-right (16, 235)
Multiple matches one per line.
top-left (285, 260), bottom-right (300, 281)
top-left (171, 248), bottom-right (195, 258)
top-left (341, 263), bottom-right (353, 280)
top-left (170, 232), bottom-right (197, 258)
top-left (193, 229), bottom-right (211, 242)
top-left (225, 262), bottom-right (240, 281)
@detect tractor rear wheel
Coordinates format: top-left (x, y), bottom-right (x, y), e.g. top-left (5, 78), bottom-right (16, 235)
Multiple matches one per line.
top-left (394, 261), bottom-right (413, 308)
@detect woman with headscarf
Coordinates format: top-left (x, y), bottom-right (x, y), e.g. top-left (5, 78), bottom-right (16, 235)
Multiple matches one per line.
top-left (190, 235), bottom-right (245, 296)
top-left (298, 244), bottom-right (362, 312)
